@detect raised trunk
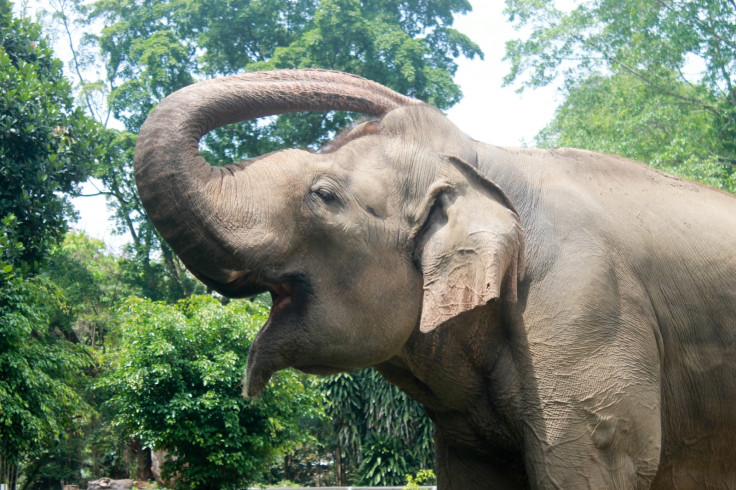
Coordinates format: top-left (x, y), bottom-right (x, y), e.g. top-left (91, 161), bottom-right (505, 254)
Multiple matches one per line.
top-left (134, 69), bottom-right (419, 290)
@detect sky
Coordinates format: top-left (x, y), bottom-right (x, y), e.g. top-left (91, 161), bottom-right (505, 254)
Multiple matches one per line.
top-left (447, 2), bottom-right (560, 145)
top-left (67, 0), bottom-right (562, 250)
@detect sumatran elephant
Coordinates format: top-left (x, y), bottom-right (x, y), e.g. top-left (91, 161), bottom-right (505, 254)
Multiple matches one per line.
top-left (134, 69), bottom-right (736, 489)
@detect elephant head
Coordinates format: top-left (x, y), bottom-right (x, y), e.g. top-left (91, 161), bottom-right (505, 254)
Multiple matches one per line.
top-left (134, 70), bottom-right (523, 397)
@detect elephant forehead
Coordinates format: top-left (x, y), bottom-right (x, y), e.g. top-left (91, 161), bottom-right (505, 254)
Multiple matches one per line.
top-left (241, 149), bottom-right (322, 192)
top-left (326, 143), bottom-right (397, 205)
top-left (348, 170), bottom-right (394, 215)
top-left (326, 135), bottom-right (441, 216)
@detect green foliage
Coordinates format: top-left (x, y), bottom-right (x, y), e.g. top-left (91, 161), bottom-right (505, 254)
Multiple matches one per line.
top-left (47, 233), bottom-right (121, 344)
top-left (90, 0), bottom-right (480, 134)
top-left (504, 0), bottom-right (735, 94)
top-left (0, 0), bottom-right (102, 271)
top-left (15, 232), bottom-right (156, 488)
top-left (504, 0), bottom-right (735, 189)
top-left (324, 370), bottom-right (434, 486)
top-left (358, 435), bottom-right (411, 486)
top-left (100, 295), bottom-right (323, 489)
top-left (254, 0), bottom-right (481, 108)
top-left (536, 71), bottom-right (736, 192)
top-left (0, 8), bottom-right (102, 480)
top-left (0, 214), bottom-right (25, 279)
top-left (404, 468), bottom-right (437, 489)
top-left (0, 275), bottom-right (93, 469)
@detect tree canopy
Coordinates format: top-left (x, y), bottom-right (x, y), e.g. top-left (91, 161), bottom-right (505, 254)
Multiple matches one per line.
top-left (0, 4), bottom-right (103, 487)
top-left (0, 272), bottom-right (93, 487)
top-left (90, 0), bottom-right (481, 136)
top-left (0, 0), bottom-right (101, 271)
top-left (535, 70), bottom-right (736, 191)
top-left (504, 0), bottom-right (735, 190)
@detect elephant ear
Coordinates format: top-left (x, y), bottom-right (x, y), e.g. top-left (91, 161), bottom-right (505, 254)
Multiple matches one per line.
top-left (413, 156), bottom-right (524, 333)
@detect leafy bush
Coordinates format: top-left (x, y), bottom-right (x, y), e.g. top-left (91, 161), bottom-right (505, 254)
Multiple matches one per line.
top-left (100, 295), bottom-right (323, 489)
top-left (0, 275), bottom-right (93, 476)
top-left (324, 369), bottom-right (434, 486)
top-left (404, 468), bottom-right (437, 488)
top-left (357, 435), bottom-right (411, 486)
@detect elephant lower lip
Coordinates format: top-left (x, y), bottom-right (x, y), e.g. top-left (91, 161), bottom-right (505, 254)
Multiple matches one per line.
top-left (297, 365), bottom-right (345, 375)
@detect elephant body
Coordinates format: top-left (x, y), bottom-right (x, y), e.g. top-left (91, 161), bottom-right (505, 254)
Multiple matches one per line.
top-left (382, 143), bottom-right (736, 488)
top-left (134, 70), bottom-right (736, 488)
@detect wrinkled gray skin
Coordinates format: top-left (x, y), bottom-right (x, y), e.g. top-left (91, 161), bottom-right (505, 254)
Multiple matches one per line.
top-left (134, 70), bottom-right (736, 489)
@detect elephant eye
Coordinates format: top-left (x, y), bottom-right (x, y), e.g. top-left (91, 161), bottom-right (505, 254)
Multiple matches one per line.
top-left (313, 187), bottom-right (337, 203)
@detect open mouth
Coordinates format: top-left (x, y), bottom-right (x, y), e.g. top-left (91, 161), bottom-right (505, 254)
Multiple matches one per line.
top-left (225, 272), bottom-right (309, 322)
top-left (233, 272), bottom-right (314, 398)
top-left (198, 268), bottom-right (308, 312)
top-left (238, 271), bottom-right (353, 397)
top-left (269, 283), bottom-right (294, 318)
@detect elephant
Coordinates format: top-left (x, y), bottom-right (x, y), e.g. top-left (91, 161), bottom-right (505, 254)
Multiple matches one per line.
top-left (134, 69), bottom-right (736, 489)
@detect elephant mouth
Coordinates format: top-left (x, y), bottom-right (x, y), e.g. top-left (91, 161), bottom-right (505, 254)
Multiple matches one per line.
top-left (201, 269), bottom-right (309, 308)
top-left (242, 273), bottom-right (314, 398)
top-left (251, 273), bottom-right (314, 329)
top-left (268, 283), bottom-right (294, 319)
top-left (206, 270), bottom-right (356, 397)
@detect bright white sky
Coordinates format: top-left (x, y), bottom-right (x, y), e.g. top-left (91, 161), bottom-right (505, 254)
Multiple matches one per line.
top-left (67, 0), bottom-right (562, 250)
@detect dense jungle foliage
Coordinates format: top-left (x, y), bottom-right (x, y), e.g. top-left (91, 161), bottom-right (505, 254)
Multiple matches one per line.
top-left (1, 0), bottom-right (733, 488)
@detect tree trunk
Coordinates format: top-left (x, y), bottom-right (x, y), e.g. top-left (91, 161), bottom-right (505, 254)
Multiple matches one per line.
top-left (336, 444), bottom-right (343, 486)
top-left (125, 438), bottom-right (154, 481)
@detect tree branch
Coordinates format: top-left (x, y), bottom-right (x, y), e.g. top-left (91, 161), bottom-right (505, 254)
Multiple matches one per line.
top-left (657, 0), bottom-right (736, 52)
top-left (53, 0), bottom-right (100, 121)
top-left (676, 63), bottom-right (697, 87)
top-left (78, 191), bottom-right (112, 197)
top-left (617, 59), bottom-right (722, 115)
top-left (721, 64), bottom-right (735, 107)
top-left (576, 32), bottom-right (727, 117)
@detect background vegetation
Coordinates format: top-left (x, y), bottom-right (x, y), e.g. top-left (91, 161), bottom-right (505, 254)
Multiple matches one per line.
top-left (504, 0), bottom-right (736, 192)
top-left (1, 0), bottom-right (733, 488)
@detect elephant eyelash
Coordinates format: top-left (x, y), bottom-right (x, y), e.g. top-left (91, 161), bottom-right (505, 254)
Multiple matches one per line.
top-left (366, 206), bottom-right (380, 218)
top-left (312, 187), bottom-right (338, 203)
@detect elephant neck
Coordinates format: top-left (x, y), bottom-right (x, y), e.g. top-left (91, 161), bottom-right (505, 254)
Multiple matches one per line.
top-left (377, 301), bottom-right (524, 445)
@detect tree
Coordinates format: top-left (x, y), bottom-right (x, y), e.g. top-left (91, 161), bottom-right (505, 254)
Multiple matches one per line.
top-left (323, 370), bottom-right (434, 486)
top-left (0, 4), bottom-right (106, 487)
top-left (89, 0), bottom-right (480, 150)
top-left (0, 0), bottom-right (101, 272)
top-left (504, 0), bottom-right (735, 187)
top-left (46, 232), bottom-right (131, 348)
top-left (535, 71), bottom-right (736, 192)
top-left (0, 273), bottom-right (93, 489)
top-left (100, 295), bottom-right (323, 489)
top-left (9, 232), bottom-right (172, 489)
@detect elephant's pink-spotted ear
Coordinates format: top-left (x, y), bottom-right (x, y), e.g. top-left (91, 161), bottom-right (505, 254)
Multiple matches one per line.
top-left (413, 156), bottom-right (524, 333)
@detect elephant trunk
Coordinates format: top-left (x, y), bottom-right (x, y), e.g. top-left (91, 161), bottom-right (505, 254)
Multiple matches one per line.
top-left (134, 69), bottom-right (420, 290)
